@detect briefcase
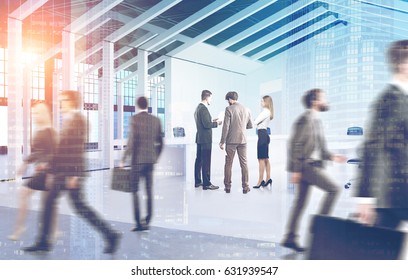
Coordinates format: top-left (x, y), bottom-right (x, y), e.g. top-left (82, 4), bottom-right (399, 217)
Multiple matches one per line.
top-left (308, 215), bottom-right (405, 260)
top-left (111, 168), bottom-right (132, 192)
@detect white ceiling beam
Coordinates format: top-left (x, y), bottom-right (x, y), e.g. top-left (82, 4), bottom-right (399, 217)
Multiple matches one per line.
top-left (79, 32), bottom-right (158, 75)
top-left (115, 57), bottom-right (138, 73)
top-left (76, 32), bottom-right (157, 64)
top-left (251, 16), bottom-right (339, 60)
top-left (166, 0), bottom-right (278, 57)
top-left (66, 0), bottom-right (124, 33)
top-left (115, 32), bottom-right (158, 58)
top-left (76, 42), bottom-right (103, 64)
top-left (235, 6), bottom-right (329, 56)
top-left (105, 0), bottom-right (182, 43)
top-left (10, 0), bottom-right (48, 20)
top-left (141, 0), bottom-right (235, 51)
top-left (78, 17), bottom-right (112, 37)
top-left (27, 42), bottom-right (61, 70)
top-left (146, 0), bottom-right (277, 70)
top-left (149, 69), bottom-right (165, 81)
top-left (218, 0), bottom-right (319, 49)
top-left (118, 71), bottom-right (138, 84)
top-left (108, 12), bottom-right (193, 44)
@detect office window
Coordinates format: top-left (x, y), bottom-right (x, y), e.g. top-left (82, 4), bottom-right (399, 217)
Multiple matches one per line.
top-left (31, 64), bottom-right (45, 100)
top-left (114, 70), bottom-right (137, 139)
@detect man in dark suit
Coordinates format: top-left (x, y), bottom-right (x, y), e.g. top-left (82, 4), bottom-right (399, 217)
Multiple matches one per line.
top-left (356, 40), bottom-right (408, 230)
top-left (282, 88), bottom-right (346, 252)
top-left (219, 91), bottom-right (253, 194)
top-left (24, 90), bottom-right (120, 254)
top-left (121, 96), bottom-right (163, 231)
top-left (194, 90), bottom-right (222, 190)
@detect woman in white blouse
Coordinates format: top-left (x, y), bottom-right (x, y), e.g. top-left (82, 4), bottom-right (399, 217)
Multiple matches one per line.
top-left (253, 95), bottom-right (274, 189)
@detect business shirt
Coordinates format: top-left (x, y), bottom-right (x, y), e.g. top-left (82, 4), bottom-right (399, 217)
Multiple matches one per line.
top-left (254, 108), bottom-right (271, 130)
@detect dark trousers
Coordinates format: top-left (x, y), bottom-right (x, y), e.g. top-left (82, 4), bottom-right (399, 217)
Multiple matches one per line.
top-left (285, 163), bottom-right (339, 241)
top-left (38, 175), bottom-right (114, 245)
top-left (131, 164), bottom-right (154, 227)
top-left (375, 208), bottom-right (408, 229)
top-left (194, 143), bottom-right (212, 187)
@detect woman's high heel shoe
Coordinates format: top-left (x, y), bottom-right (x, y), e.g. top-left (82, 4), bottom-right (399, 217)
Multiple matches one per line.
top-left (8, 227), bottom-right (26, 241)
top-left (264, 178), bottom-right (272, 188)
top-left (253, 180), bottom-right (265, 189)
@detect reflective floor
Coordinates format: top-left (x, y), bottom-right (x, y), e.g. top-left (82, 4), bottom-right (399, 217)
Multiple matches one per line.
top-left (0, 143), bottom-right (369, 260)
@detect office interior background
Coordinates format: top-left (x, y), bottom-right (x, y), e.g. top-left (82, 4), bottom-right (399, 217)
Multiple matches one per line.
top-left (0, 0), bottom-right (407, 260)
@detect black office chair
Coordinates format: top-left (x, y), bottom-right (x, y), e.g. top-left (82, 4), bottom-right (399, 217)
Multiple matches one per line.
top-left (173, 127), bottom-right (185, 137)
top-left (344, 127), bottom-right (363, 189)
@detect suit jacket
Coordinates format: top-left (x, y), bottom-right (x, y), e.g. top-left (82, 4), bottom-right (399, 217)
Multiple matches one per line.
top-left (52, 112), bottom-right (87, 177)
top-left (25, 127), bottom-right (57, 166)
top-left (194, 103), bottom-right (218, 144)
top-left (220, 102), bottom-right (253, 145)
top-left (356, 84), bottom-right (408, 208)
top-left (287, 110), bottom-right (332, 173)
top-left (123, 111), bottom-right (163, 165)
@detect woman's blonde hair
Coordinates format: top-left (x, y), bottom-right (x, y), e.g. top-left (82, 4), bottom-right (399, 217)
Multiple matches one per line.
top-left (263, 95), bottom-right (274, 120)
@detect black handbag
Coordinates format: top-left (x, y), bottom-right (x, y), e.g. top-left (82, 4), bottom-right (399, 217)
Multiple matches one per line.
top-left (111, 167), bottom-right (132, 192)
top-left (308, 215), bottom-right (405, 260)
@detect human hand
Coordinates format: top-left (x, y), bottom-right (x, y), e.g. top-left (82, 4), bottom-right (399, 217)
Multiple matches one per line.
top-left (332, 154), bottom-right (347, 163)
top-left (16, 163), bottom-right (27, 177)
top-left (45, 174), bottom-right (55, 190)
top-left (66, 176), bottom-right (80, 189)
top-left (291, 172), bottom-right (301, 184)
top-left (357, 203), bottom-right (376, 225)
top-left (35, 162), bottom-right (48, 172)
top-left (219, 143), bottom-right (224, 150)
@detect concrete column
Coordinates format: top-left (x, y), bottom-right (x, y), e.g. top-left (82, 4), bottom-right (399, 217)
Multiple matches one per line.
top-left (100, 40), bottom-right (114, 168)
top-left (52, 72), bottom-right (60, 133)
top-left (7, 18), bottom-right (23, 178)
top-left (164, 57), bottom-right (173, 137)
top-left (138, 49), bottom-right (148, 99)
top-left (62, 30), bottom-right (75, 90)
top-left (22, 69), bottom-right (31, 159)
top-left (117, 82), bottom-right (124, 144)
top-left (151, 85), bottom-right (157, 115)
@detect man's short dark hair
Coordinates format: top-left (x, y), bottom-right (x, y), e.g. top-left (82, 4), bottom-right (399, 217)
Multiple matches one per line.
top-left (302, 88), bottom-right (322, 109)
top-left (137, 96), bottom-right (148, 110)
top-left (387, 40), bottom-right (408, 73)
top-left (225, 91), bottom-right (238, 101)
top-left (201, 90), bottom-right (212, 101)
